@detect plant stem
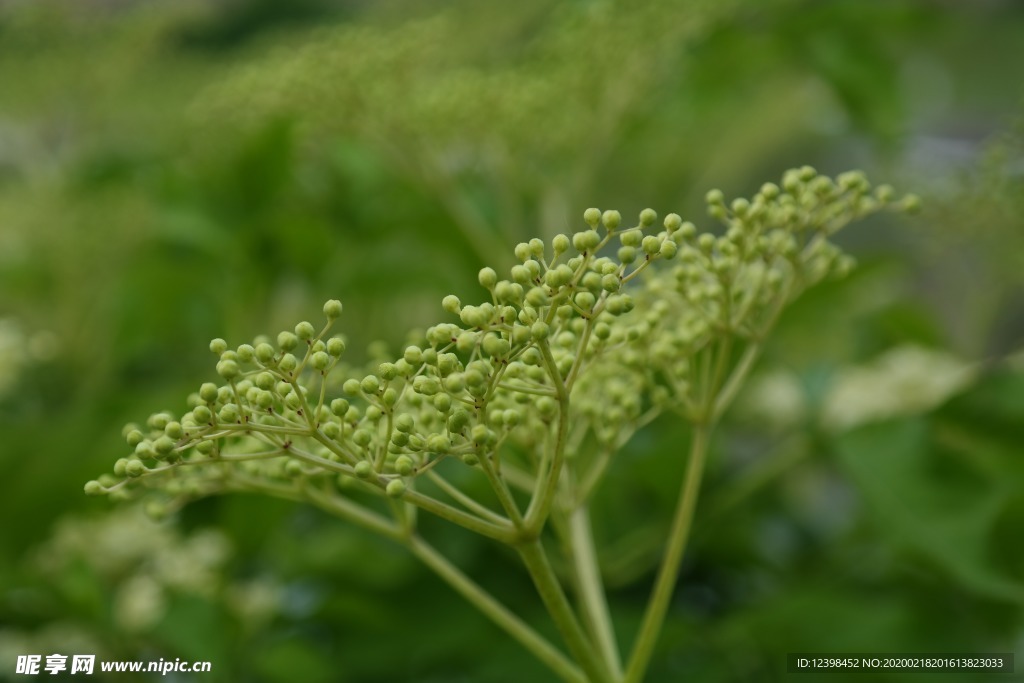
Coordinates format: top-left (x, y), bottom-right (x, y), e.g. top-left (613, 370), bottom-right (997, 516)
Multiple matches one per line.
top-left (518, 538), bottom-right (614, 683)
top-left (408, 535), bottom-right (587, 683)
top-left (568, 504), bottom-right (622, 678)
top-left (623, 422), bottom-right (711, 683)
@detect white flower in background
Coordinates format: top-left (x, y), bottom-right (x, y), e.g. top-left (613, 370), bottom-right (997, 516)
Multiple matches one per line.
top-left (822, 345), bottom-right (977, 431)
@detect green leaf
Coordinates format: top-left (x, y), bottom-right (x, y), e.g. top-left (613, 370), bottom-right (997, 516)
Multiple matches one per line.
top-left (836, 418), bottom-right (1024, 604)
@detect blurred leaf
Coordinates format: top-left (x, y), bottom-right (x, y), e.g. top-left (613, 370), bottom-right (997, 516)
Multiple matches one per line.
top-left (836, 418), bottom-right (1024, 604)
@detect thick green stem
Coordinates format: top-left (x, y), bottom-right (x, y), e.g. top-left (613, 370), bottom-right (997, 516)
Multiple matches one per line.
top-left (623, 423), bottom-right (711, 683)
top-left (408, 536), bottom-right (586, 683)
top-left (568, 504), bottom-right (622, 678)
top-left (518, 538), bottom-right (614, 683)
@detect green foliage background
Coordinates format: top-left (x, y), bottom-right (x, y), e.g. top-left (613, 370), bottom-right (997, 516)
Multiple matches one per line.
top-left (1, 0), bottom-right (1022, 681)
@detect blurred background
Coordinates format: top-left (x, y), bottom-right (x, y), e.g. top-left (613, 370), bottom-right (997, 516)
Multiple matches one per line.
top-left (1, 0), bottom-right (1022, 680)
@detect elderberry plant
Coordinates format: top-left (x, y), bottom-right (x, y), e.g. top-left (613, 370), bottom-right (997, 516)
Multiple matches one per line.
top-left (88, 168), bottom-right (917, 683)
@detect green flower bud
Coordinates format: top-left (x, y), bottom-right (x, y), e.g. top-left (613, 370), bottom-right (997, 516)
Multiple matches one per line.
top-left (412, 376), bottom-right (441, 396)
top-left (620, 229), bottom-right (642, 247)
top-left (482, 334), bottom-right (510, 358)
top-left (219, 404), bottom-right (239, 423)
top-left (552, 233), bottom-right (571, 255)
top-left (660, 240), bottom-right (678, 259)
top-left (478, 267), bottom-right (498, 289)
top-left (164, 421), bottom-right (183, 439)
top-left (663, 213), bottom-right (682, 232)
top-left (322, 421), bottom-right (341, 439)
top-left (456, 331), bottom-right (478, 354)
top-left (731, 198), bottom-right (750, 217)
top-left (326, 337), bottom-right (346, 357)
top-left (448, 410), bottom-right (471, 433)
top-left (618, 246), bottom-right (637, 264)
top-left (360, 375), bottom-right (380, 394)
top-left (256, 390), bottom-right (274, 410)
top-left (354, 461), bottom-right (372, 478)
top-left (382, 387), bottom-right (398, 407)
top-left (125, 429), bottom-right (144, 447)
top-left (343, 379), bottom-right (361, 396)
top-left (199, 382), bottom-right (219, 403)
top-left (900, 194), bottom-right (921, 213)
top-left (525, 287), bottom-right (549, 308)
top-left (442, 294), bottom-right (461, 314)
top-left (310, 351), bottom-right (330, 371)
top-left (84, 480), bottom-right (105, 496)
top-left (445, 373), bottom-right (466, 393)
top-left (277, 331), bottom-right (298, 351)
top-left (323, 299), bottom-right (343, 321)
top-left (209, 338), bottom-right (228, 355)
top-left (427, 434), bottom-right (450, 452)
top-left (601, 210), bottom-right (621, 230)
top-left (575, 291), bottom-right (596, 310)
top-left (642, 235), bottom-right (661, 255)
top-left (395, 414), bottom-right (415, 433)
top-left (192, 405), bottom-right (212, 423)
top-left (460, 306), bottom-right (488, 329)
top-left (583, 207), bottom-right (601, 227)
top-left (255, 342), bottom-right (275, 363)
top-left (275, 381), bottom-right (292, 396)
top-left (510, 265), bottom-right (532, 285)
top-left (285, 460), bottom-right (304, 477)
top-left (514, 242), bottom-right (531, 262)
top-left (196, 440), bottom-right (215, 455)
top-left (395, 455), bottom-right (414, 476)
top-left (126, 460), bottom-right (146, 478)
top-left (471, 424), bottom-right (493, 445)
top-left (278, 354), bottom-right (297, 373)
top-left (639, 208), bottom-right (657, 226)
top-left (705, 189), bottom-right (724, 205)
top-left (391, 431), bottom-right (409, 447)
top-left (760, 182), bottom-right (780, 199)
top-left (331, 398), bottom-right (350, 416)
top-left (433, 393), bottom-right (452, 412)
top-left (386, 479), bottom-right (407, 498)
top-left (254, 372), bottom-right (274, 390)
top-left (462, 453), bottom-right (480, 466)
top-left (404, 346), bottom-right (423, 365)
top-left (536, 396), bottom-right (558, 420)
top-left (572, 230), bottom-right (600, 253)
top-left (353, 429), bottom-right (372, 447)
top-left (798, 165), bottom-right (817, 182)
top-left (295, 321), bottom-right (316, 341)
top-left (236, 344), bottom-right (255, 363)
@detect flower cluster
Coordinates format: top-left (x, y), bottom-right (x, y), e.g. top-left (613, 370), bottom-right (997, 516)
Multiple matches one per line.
top-left (87, 169), bottom-right (916, 532)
